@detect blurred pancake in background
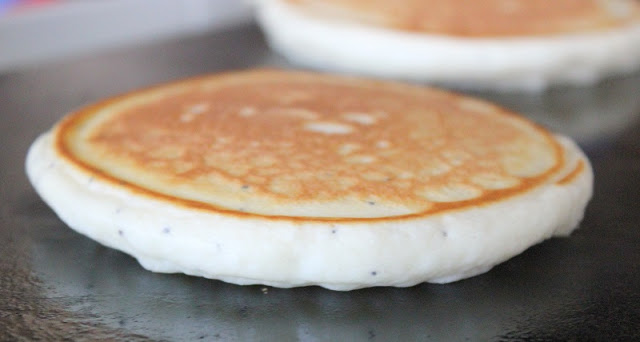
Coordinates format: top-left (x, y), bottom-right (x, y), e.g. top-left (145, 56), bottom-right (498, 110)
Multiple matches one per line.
top-left (255, 0), bottom-right (640, 91)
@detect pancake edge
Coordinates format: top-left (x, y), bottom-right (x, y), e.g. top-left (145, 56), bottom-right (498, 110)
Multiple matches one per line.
top-left (255, 0), bottom-right (640, 91)
top-left (26, 128), bottom-right (592, 290)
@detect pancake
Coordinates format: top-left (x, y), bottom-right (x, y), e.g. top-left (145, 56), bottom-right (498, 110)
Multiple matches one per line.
top-left (255, 0), bottom-right (640, 91)
top-left (26, 69), bottom-right (593, 290)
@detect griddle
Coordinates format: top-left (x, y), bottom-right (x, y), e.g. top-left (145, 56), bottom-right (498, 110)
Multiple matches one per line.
top-left (1, 24), bottom-right (639, 341)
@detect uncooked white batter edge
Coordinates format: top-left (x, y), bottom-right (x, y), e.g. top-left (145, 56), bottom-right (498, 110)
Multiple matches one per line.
top-left (26, 130), bottom-right (592, 291)
top-left (255, 0), bottom-right (640, 91)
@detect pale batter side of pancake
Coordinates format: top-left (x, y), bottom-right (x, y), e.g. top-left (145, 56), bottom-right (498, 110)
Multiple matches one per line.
top-left (55, 70), bottom-right (566, 220)
top-left (285, 0), bottom-right (640, 37)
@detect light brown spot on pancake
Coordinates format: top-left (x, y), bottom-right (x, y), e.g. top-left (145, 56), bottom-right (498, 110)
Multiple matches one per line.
top-left (394, 180), bottom-right (412, 189)
top-left (501, 140), bottom-right (556, 177)
top-left (172, 161), bottom-right (194, 174)
top-left (187, 102), bottom-right (209, 114)
top-left (149, 160), bottom-right (168, 169)
top-left (502, 155), bottom-right (546, 177)
top-left (305, 121), bottom-right (354, 134)
top-left (441, 150), bottom-right (472, 167)
top-left (270, 107), bottom-right (319, 120)
top-left (246, 175), bottom-right (267, 184)
top-left (376, 140), bottom-right (391, 149)
top-left (238, 106), bottom-right (257, 117)
top-left (419, 160), bottom-right (452, 176)
top-left (269, 177), bottom-right (303, 196)
top-left (342, 112), bottom-right (377, 125)
top-left (345, 155), bottom-right (376, 164)
top-left (58, 69), bottom-right (566, 220)
top-left (148, 146), bottom-right (185, 160)
top-left (395, 170), bottom-right (414, 179)
top-left (179, 103), bottom-right (209, 122)
top-left (180, 114), bottom-right (196, 123)
top-left (416, 183), bottom-right (482, 202)
top-left (336, 176), bottom-right (359, 190)
top-left (257, 168), bottom-right (282, 177)
top-left (216, 162), bottom-right (251, 177)
top-left (362, 171), bottom-right (390, 182)
top-left (253, 155), bottom-right (278, 167)
top-left (470, 173), bottom-right (521, 190)
top-left (337, 143), bottom-right (360, 155)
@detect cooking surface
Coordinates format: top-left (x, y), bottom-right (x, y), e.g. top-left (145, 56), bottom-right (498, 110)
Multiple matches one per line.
top-left (1, 24), bottom-right (639, 340)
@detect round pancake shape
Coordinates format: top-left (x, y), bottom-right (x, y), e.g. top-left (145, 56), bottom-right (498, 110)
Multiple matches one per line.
top-left (26, 70), bottom-right (593, 290)
top-left (255, 0), bottom-right (640, 91)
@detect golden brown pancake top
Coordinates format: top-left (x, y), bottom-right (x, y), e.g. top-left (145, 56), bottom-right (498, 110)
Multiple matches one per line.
top-left (286, 0), bottom-right (640, 37)
top-left (57, 70), bottom-right (568, 220)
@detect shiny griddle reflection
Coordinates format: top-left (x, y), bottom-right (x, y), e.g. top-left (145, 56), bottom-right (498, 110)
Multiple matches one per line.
top-left (1, 24), bottom-right (639, 341)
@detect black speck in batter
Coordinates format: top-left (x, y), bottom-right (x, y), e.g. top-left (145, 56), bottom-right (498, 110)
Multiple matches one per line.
top-left (118, 229), bottom-right (124, 236)
top-left (241, 184), bottom-right (250, 190)
top-left (442, 230), bottom-right (448, 238)
top-left (162, 226), bottom-right (171, 234)
top-left (368, 329), bottom-right (376, 340)
top-left (371, 271), bottom-right (377, 276)
top-left (332, 229), bottom-right (337, 234)
top-left (368, 201), bottom-right (376, 206)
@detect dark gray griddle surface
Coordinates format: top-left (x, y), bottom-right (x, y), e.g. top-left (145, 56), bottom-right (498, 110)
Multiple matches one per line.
top-left (1, 24), bottom-right (640, 341)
